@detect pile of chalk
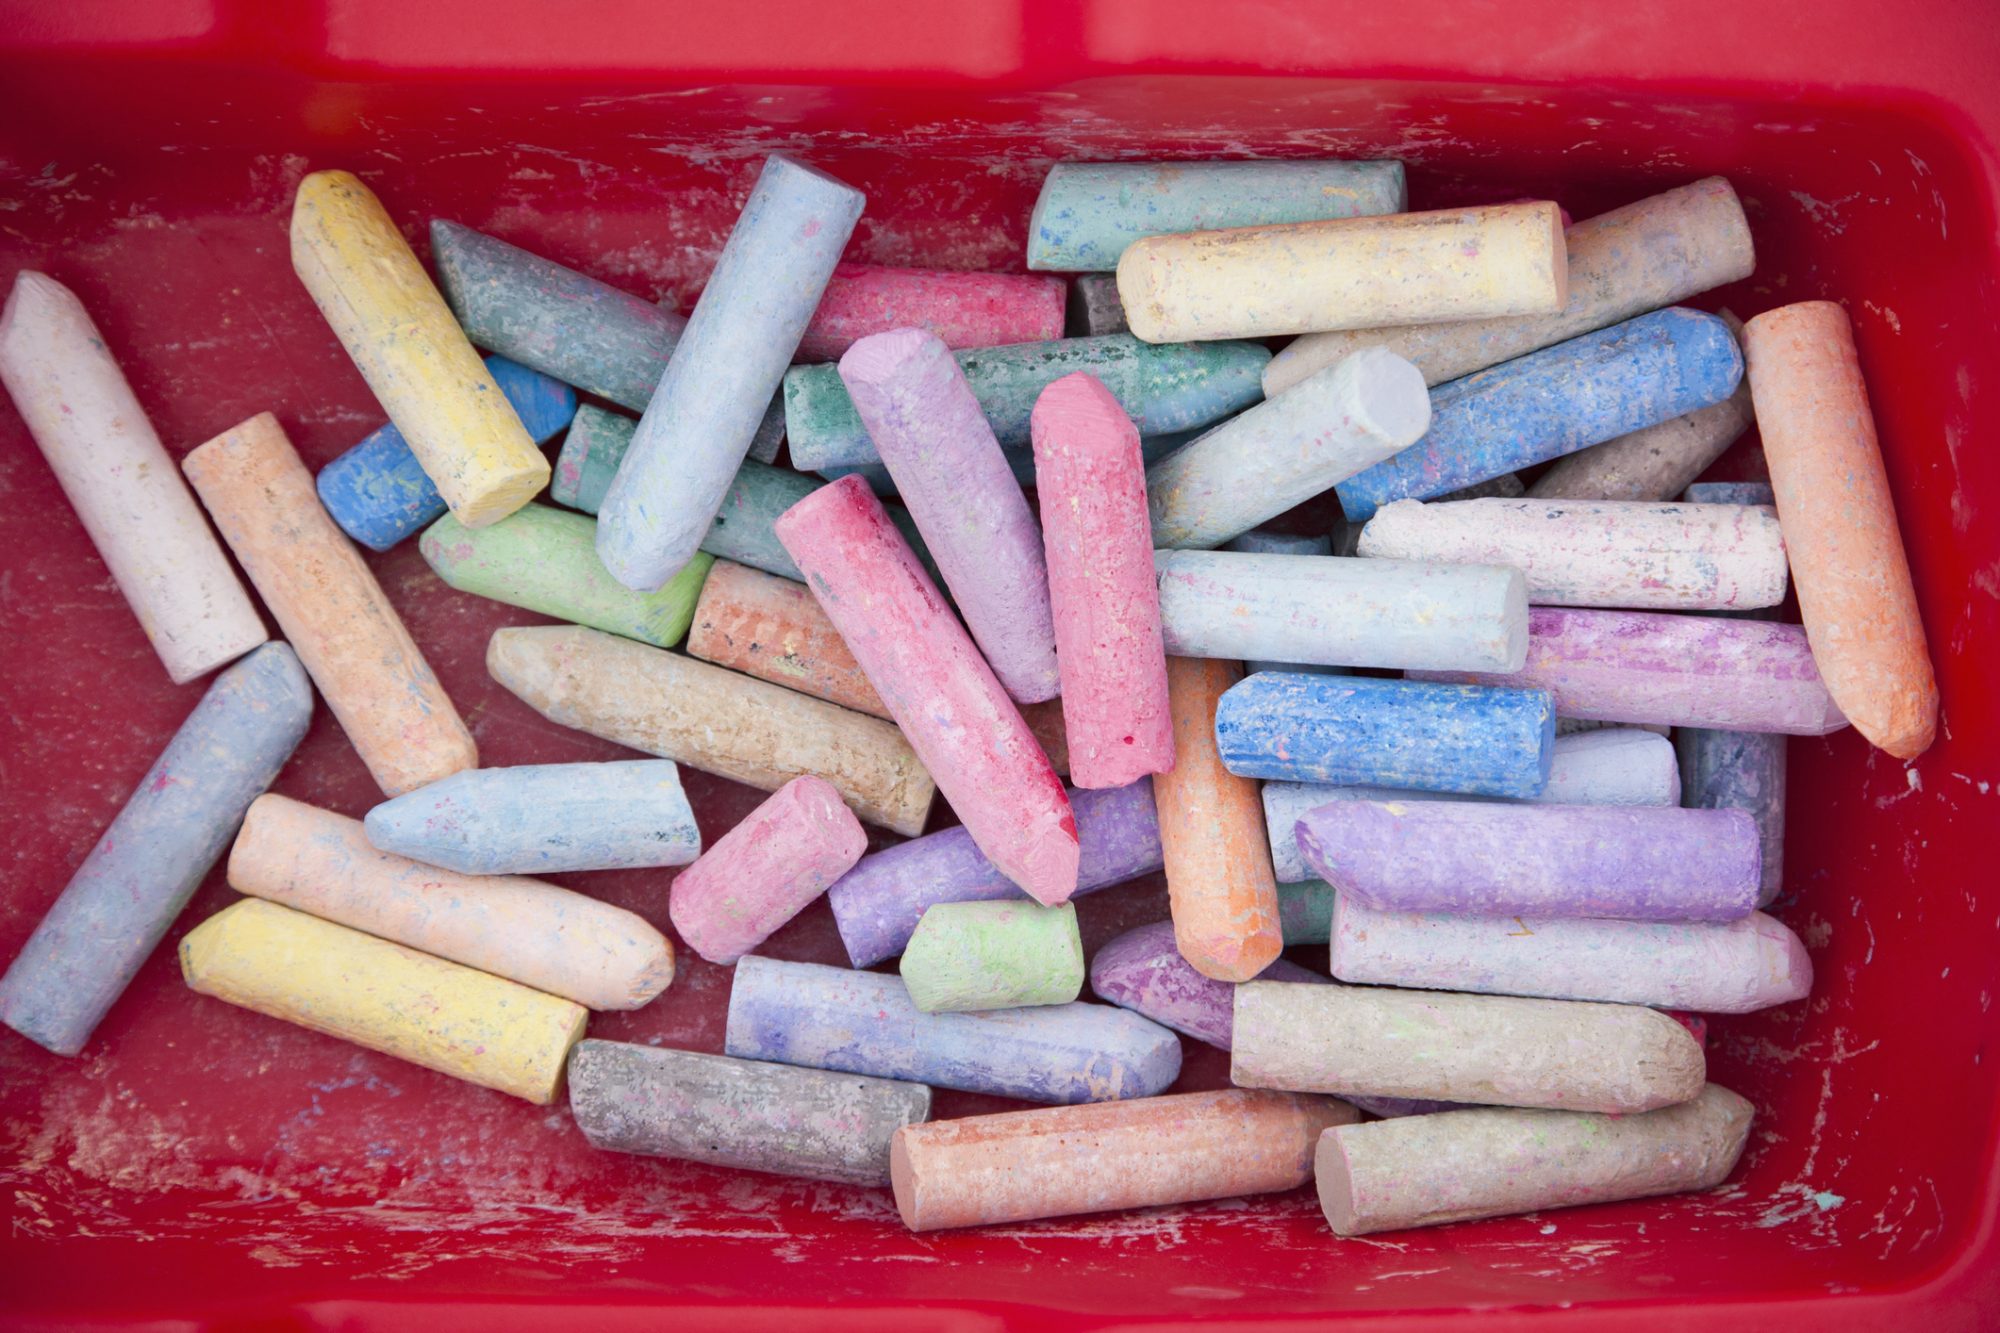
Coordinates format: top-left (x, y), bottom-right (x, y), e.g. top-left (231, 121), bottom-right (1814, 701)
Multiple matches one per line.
top-left (0, 152), bottom-right (1939, 1240)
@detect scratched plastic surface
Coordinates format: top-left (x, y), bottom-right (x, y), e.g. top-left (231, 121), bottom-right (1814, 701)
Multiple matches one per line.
top-left (1, 3), bottom-right (1999, 1329)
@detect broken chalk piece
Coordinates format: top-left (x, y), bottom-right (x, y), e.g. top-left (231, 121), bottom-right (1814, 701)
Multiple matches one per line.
top-left (1089, 919), bottom-right (1327, 1050)
top-left (901, 900), bottom-right (1084, 1013)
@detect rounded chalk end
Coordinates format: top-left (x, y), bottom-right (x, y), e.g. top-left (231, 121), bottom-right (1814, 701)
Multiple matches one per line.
top-left (1314, 1125), bottom-right (1364, 1236)
top-left (1343, 347), bottom-right (1431, 449)
top-left (1749, 914), bottom-right (1814, 1011)
top-left (1113, 243), bottom-right (1170, 345)
top-left (448, 456), bottom-right (551, 531)
top-left (888, 1127), bottom-right (927, 1232)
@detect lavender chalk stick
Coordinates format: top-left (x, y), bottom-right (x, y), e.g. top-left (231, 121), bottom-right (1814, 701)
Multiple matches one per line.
top-left (725, 956), bottom-right (1182, 1105)
top-left (1261, 728), bottom-right (1683, 881)
top-left (1295, 800), bottom-right (1762, 922)
top-left (598, 156), bottom-right (863, 590)
top-left (829, 780), bottom-right (1164, 969)
top-left (0, 644), bottom-right (312, 1055)
top-left (1223, 531), bottom-right (1347, 676)
top-left (1090, 920), bottom-right (1327, 1050)
top-left (364, 760), bottom-right (699, 875)
top-left (1215, 674), bottom-right (1556, 799)
top-left (318, 355), bottom-right (577, 552)
top-left (1409, 608), bottom-right (1849, 735)
top-left (569, 1040), bottom-right (931, 1187)
top-left (1335, 309), bottom-right (1744, 522)
top-left (1331, 896), bottom-right (1812, 1013)
top-left (1155, 550), bottom-right (1528, 673)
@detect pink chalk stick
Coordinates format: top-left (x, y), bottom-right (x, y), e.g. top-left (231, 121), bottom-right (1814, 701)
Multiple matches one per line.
top-left (1030, 373), bottom-right (1175, 789)
top-left (668, 775), bottom-right (867, 965)
top-left (799, 265), bottom-right (1066, 363)
top-left (838, 328), bottom-right (1062, 704)
top-left (776, 475), bottom-right (1081, 905)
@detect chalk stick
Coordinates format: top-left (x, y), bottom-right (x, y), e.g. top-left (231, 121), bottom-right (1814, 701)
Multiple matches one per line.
top-left (1277, 880), bottom-right (1338, 946)
top-left (901, 900), bottom-right (1084, 1013)
top-left (785, 333), bottom-right (1269, 471)
top-left (1528, 381), bottom-right (1755, 503)
top-left (1336, 309), bottom-right (1745, 522)
top-left (1678, 727), bottom-right (1786, 907)
top-left (687, 559), bottom-right (890, 718)
top-left (1231, 981), bottom-right (1705, 1113)
top-left (1120, 202), bottom-right (1565, 343)
top-left (1156, 550), bottom-right (1529, 673)
top-left (1261, 728), bottom-right (1682, 881)
top-left (1069, 273), bottom-right (1129, 335)
top-left (668, 775), bottom-right (868, 965)
top-left (1215, 674), bottom-right (1555, 798)
top-left (363, 760), bottom-right (701, 875)
top-left (725, 956), bottom-right (1181, 1104)
top-left (1266, 177), bottom-right (1755, 394)
top-left (1031, 373), bottom-right (1175, 786)
top-left (598, 155), bottom-right (863, 591)
top-left (1409, 607), bottom-right (1848, 735)
top-left (1745, 301), bottom-right (1938, 758)
top-left (800, 264), bottom-right (1065, 362)
top-left (1219, 531), bottom-right (1348, 676)
top-left (486, 625), bottom-right (935, 836)
top-left (1685, 481), bottom-right (1776, 506)
top-left (1316, 1084), bottom-right (1753, 1235)
top-left (1330, 896), bottom-right (1811, 1013)
top-left (775, 475), bottom-right (1078, 904)
top-left (1155, 657), bottom-right (1283, 982)
top-left (1089, 920), bottom-right (1327, 1050)
top-left (231, 794), bottom-right (673, 1010)
top-left (0, 272), bottom-right (266, 683)
top-left (1437, 471), bottom-right (1526, 502)
top-left (318, 356), bottom-right (577, 552)
top-left (0, 645), bottom-right (310, 1056)
top-left (840, 328), bottom-right (1061, 703)
top-left (1146, 348), bottom-right (1430, 550)
top-left (828, 779), bottom-right (1162, 968)
top-left (430, 219), bottom-right (786, 465)
top-left (1028, 158), bottom-right (1406, 271)
top-left (1295, 800), bottom-right (1761, 921)
top-left (893, 1089), bottom-right (1357, 1232)
top-left (291, 172), bottom-right (546, 526)
top-left (183, 413), bottom-right (478, 797)
top-left (1358, 498), bottom-right (1787, 611)
top-left (421, 503), bottom-right (712, 649)
top-left (180, 899), bottom-right (586, 1104)
top-left (569, 1040), bottom-right (931, 1187)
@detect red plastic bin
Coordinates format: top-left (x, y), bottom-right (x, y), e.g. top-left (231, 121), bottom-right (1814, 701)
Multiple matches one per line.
top-left (2, 2), bottom-right (1998, 1328)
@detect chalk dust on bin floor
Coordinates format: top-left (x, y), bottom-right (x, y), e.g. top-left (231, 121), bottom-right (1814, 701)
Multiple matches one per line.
top-left (0, 138), bottom-right (1939, 1261)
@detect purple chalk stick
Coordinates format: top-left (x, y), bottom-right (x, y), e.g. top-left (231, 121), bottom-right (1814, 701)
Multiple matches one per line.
top-left (1090, 920), bottom-right (1327, 1050)
top-left (829, 779), bottom-right (1163, 968)
top-left (1294, 800), bottom-right (1761, 922)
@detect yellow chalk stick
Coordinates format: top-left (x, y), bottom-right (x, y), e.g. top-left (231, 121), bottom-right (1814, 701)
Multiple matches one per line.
top-left (291, 169), bottom-right (549, 527)
top-left (179, 898), bottom-right (586, 1104)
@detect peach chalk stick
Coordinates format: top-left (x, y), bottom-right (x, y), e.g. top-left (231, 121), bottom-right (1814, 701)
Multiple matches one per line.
top-left (486, 625), bottom-right (936, 836)
top-left (181, 899), bottom-right (586, 1104)
top-left (775, 475), bottom-right (1079, 905)
top-left (1231, 981), bottom-right (1706, 1113)
top-left (0, 272), bottom-right (266, 683)
top-left (668, 775), bottom-right (868, 965)
top-left (1744, 301), bottom-right (1939, 758)
top-left (1267, 177), bottom-right (1755, 394)
top-left (291, 170), bottom-right (547, 527)
top-left (1030, 373), bottom-right (1174, 789)
top-left (182, 412), bottom-right (477, 797)
top-left (228, 794), bottom-right (673, 1011)
top-left (1317, 1084), bottom-right (1754, 1235)
top-left (1117, 202), bottom-right (1567, 344)
top-left (1155, 657), bottom-right (1283, 982)
top-left (891, 1090), bottom-right (1360, 1231)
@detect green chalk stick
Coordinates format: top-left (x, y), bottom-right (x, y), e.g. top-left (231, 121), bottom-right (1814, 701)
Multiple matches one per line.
top-left (1278, 879), bottom-right (1336, 946)
top-left (900, 900), bottom-right (1084, 1013)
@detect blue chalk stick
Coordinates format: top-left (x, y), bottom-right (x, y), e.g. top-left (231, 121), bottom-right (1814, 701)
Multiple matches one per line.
top-left (1684, 481), bottom-right (1775, 506)
top-left (725, 956), bottom-right (1182, 1104)
top-left (0, 644), bottom-right (312, 1055)
top-left (364, 759), bottom-right (700, 875)
top-left (1214, 672), bottom-right (1556, 799)
top-left (318, 355), bottom-right (577, 552)
top-left (1336, 309), bottom-right (1744, 522)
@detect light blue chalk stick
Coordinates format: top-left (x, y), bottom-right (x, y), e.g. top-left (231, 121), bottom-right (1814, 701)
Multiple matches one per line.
top-left (364, 759), bottom-right (699, 875)
top-left (316, 355), bottom-right (576, 552)
top-left (598, 156), bottom-right (864, 592)
top-left (1214, 672), bottom-right (1556, 799)
top-left (1026, 159), bottom-right (1408, 271)
top-left (0, 644), bottom-right (312, 1055)
top-left (1335, 309), bottom-right (1744, 522)
top-left (725, 956), bottom-right (1182, 1104)
top-left (1222, 529), bottom-right (1349, 678)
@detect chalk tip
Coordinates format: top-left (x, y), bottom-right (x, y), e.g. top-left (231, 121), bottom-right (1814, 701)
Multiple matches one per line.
top-left (1313, 1125), bottom-right (1365, 1236)
top-left (1177, 919), bottom-right (1284, 985)
top-left (1747, 913), bottom-right (1814, 1011)
top-left (2, 270), bottom-right (81, 339)
top-left (836, 326), bottom-right (946, 391)
top-left (888, 1127), bottom-right (928, 1232)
